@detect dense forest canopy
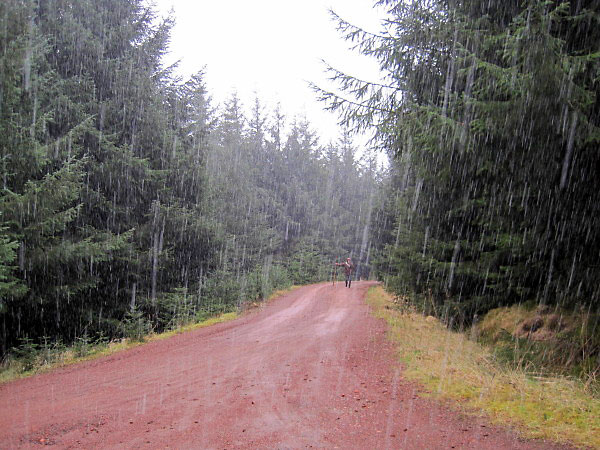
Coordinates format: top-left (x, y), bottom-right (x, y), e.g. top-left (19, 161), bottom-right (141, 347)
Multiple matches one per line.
top-left (0, 0), bottom-right (381, 354)
top-left (319, 0), bottom-right (600, 325)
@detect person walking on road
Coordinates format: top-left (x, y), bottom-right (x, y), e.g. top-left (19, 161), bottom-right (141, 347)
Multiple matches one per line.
top-left (335, 257), bottom-right (355, 288)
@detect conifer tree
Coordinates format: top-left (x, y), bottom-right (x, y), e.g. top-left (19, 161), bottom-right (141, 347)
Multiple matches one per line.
top-left (0, 0), bottom-right (382, 355)
top-left (320, 0), bottom-right (600, 319)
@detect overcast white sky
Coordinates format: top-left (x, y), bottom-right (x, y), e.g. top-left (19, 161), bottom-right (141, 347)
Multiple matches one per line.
top-left (153, 0), bottom-right (385, 149)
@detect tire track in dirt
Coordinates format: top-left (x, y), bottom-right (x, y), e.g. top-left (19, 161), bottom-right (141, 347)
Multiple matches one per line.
top-left (0, 281), bottom-right (570, 449)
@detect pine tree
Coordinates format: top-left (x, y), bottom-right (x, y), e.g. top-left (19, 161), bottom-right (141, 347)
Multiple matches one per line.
top-left (320, 0), bottom-right (600, 320)
top-left (0, 0), bottom-right (383, 355)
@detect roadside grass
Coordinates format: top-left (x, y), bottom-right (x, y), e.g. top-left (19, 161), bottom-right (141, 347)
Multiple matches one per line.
top-left (367, 285), bottom-right (600, 449)
top-left (0, 285), bottom-right (303, 385)
top-left (148, 311), bottom-right (239, 342)
top-left (0, 311), bottom-right (238, 385)
top-left (265, 285), bottom-right (301, 303)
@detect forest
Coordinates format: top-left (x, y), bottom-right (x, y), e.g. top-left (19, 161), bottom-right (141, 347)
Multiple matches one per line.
top-left (318, 0), bottom-right (600, 376)
top-left (1, 0), bottom-right (599, 381)
top-left (0, 0), bottom-right (380, 355)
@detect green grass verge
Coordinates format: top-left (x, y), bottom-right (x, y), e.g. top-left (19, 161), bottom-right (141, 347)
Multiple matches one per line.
top-left (1, 285), bottom-right (302, 385)
top-left (0, 311), bottom-right (238, 385)
top-left (367, 285), bottom-right (600, 449)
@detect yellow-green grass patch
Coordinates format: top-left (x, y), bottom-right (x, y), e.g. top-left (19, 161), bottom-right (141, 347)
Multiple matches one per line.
top-left (367, 285), bottom-right (600, 448)
top-left (0, 311), bottom-right (238, 385)
top-left (151, 311), bottom-right (238, 341)
top-left (0, 285), bottom-right (302, 385)
top-left (268, 285), bottom-right (301, 301)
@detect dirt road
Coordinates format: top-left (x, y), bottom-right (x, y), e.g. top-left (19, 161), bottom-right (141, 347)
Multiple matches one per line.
top-left (0, 282), bottom-right (567, 449)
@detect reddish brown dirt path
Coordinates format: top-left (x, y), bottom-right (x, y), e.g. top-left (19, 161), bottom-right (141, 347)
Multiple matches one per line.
top-left (0, 282), bottom-right (568, 449)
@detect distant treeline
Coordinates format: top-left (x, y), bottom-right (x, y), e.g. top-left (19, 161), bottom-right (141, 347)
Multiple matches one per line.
top-left (322, 1), bottom-right (600, 324)
top-left (0, 0), bottom-right (380, 354)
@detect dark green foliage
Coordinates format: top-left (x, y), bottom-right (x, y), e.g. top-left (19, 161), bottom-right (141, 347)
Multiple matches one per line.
top-left (0, 229), bottom-right (23, 304)
top-left (10, 338), bottom-right (39, 372)
top-left (0, 0), bottom-right (379, 358)
top-left (120, 307), bottom-right (151, 342)
top-left (320, 0), bottom-right (600, 327)
top-left (287, 241), bottom-right (328, 285)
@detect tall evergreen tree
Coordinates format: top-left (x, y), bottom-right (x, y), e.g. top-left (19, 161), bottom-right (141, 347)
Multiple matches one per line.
top-left (0, 0), bottom-right (381, 356)
top-left (319, 0), bottom-right (600, 320)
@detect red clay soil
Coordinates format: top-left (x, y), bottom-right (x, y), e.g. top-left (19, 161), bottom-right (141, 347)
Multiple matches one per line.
top-left (0, 281), bottom-right (571, 449)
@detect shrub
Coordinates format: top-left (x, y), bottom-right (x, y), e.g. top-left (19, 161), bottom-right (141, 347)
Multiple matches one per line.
top-left (120, 308), bottom-right (151, 342)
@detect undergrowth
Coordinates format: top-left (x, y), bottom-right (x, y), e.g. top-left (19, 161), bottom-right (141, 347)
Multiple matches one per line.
top-left (0, 285), bottom-right (300, 384)
top-left (367, 285), bottom-right (600, 449)
top-left (0, 311), bottom-right (238, 384)
top-left (476, 303), bottom-right (600, 386)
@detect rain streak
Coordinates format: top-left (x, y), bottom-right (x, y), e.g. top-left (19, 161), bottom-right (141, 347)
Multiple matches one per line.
top-left (0, 0), bottom-right (599, 448)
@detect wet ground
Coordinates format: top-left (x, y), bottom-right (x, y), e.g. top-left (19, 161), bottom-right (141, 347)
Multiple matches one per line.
top-left (0, 281), bottom-right (569, 449)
